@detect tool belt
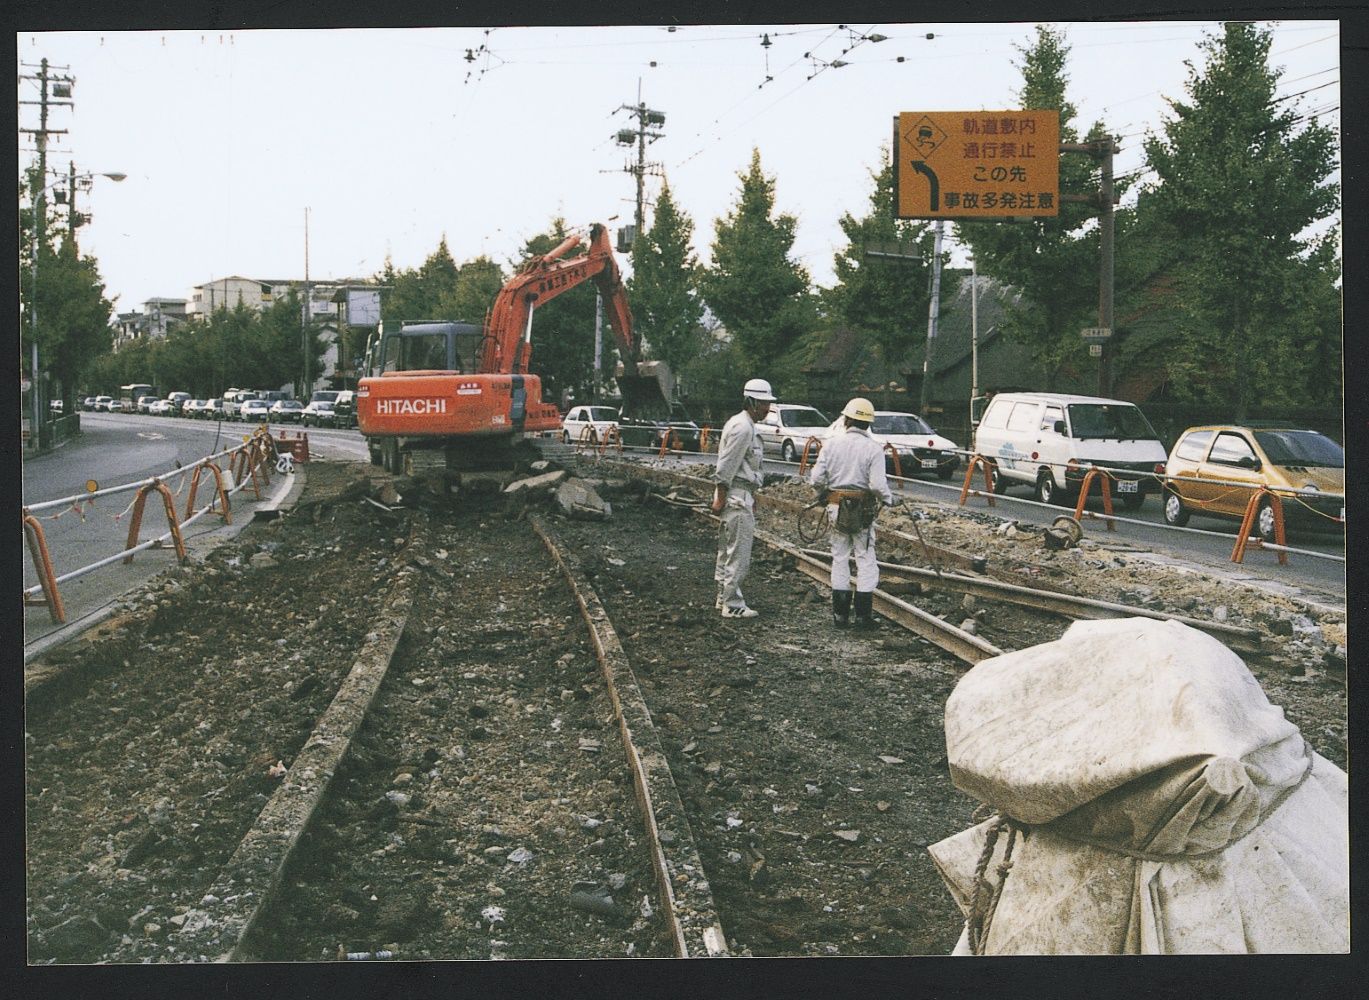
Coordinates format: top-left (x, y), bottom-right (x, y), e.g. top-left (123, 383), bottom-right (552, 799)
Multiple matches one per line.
top-left (828, 488), bottom-right (879, 534)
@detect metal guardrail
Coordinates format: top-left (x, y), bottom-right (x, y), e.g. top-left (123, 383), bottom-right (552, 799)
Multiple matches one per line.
top-left (21, 429), bottom-right (285, 623)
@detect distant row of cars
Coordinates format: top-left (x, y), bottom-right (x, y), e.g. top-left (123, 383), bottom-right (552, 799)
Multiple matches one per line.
top-left (561, 401), bottom-right (964, 480)
top-left (81, 390), bottom-right (354, 427)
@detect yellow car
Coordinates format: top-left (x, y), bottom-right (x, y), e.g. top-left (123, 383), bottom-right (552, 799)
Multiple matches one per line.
top-left (1162, 425), bottom-right (1344, 541)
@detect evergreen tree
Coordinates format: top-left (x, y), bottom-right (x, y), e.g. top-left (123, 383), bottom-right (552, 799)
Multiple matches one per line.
top-left (957, 24), bottom-right (1117, 388)
top-left (380, 238), bottom-right (462, 322)
top-left (628, 180), bottom-right (705, 376)
top-left (700, 149), bottom-right (814, 381)
top-left (824, 152), bottom-right (955, 403)
top-left (1141, 21), bottom-right (1339, 419)
top-left (437, 255), bottom-right (506, 326)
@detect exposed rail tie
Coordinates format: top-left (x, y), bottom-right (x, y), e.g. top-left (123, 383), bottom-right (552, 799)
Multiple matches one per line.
top-left (532, 513), bottom-right (729, 958)
top-left (170, 573), bottom-right (415, 962)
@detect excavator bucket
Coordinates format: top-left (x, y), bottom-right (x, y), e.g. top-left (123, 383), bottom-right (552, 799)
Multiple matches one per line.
top-left (617, 360), bottom-right (673, 419)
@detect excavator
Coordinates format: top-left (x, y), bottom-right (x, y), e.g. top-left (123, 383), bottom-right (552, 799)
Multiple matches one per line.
top-left (357, 222), bottom-right (671, 480)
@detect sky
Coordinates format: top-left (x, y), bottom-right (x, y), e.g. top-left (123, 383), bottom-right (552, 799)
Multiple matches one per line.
top-left (16, 19), bottom-right (1343, 316)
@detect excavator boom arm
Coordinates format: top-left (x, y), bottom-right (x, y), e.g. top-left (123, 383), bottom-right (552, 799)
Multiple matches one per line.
top-left (481, 223), bottom-right (638, 375)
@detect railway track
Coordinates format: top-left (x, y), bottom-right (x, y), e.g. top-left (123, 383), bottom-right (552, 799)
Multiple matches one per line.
top-left (26, 452), bottom-right (1290, 962)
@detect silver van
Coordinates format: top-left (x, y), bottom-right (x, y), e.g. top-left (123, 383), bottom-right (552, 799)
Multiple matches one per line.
top-left (972, 392), bottom-right (1167, 508)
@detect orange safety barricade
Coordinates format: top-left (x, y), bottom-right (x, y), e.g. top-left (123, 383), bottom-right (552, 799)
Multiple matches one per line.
top-left (699, 426), bottom-right (715, 453)
top-left (1232, 488), bottom-right (1288, 565)
top-left (1072, 467), bottom-right (1117, 531)
top-left (22, 510), bottom-right (66, 623)
top-left (576, 425), bottom-right (597, 454)
top-left (184, 462), bottom-right (233, 525)
top-left (597, 425), bottom-right (624, 458)
top-left (798, 437), bottom-right (823, 477)
top-left (884, 443), bottom-right (903, 483)
top-left (275, 429), bottom-right (310, 464)
top-left (122, 481), bottom-right (188, 565)
top-left (656, 429), bottom-right (681, 459)
top-left (958, 455), bottom-right (997, 507)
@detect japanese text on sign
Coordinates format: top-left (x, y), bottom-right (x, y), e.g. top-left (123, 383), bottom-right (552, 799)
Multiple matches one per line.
top-left (894, 110), bottom-right (1060, 219)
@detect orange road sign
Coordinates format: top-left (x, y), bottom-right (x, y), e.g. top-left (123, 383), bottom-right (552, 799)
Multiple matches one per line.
top-left (895, 110), bottom-right (1060, 219)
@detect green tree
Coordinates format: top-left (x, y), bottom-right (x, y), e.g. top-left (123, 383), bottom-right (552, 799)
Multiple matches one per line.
top-left (1141, 21), bottom-right (1339, 418)
top-left (20, 167), bottom-right (116, 412)
top-left (628, 180), bottom-right (705, 376)
top-left (958, 24), bottom-right (1118, 387)
top-left (436, 255), bottom-right (506, 325)
top-left (700, 149), bottom-right (814, 380)
top-left (380, 237), bottom-right (462, 322)
top-left (824, 152), bottom-right (955, 403)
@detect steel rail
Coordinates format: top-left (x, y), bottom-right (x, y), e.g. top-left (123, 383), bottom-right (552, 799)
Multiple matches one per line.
top-left (532, 514), bottom-right (729, 959)
top-left (799, 548), bottom-right (1264, 654)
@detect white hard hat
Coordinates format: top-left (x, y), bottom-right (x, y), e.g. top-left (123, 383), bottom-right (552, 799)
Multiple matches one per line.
top-left (743, 378), bottom-right (777, 402)
top-left (842, 397), bottom-right (875, 422)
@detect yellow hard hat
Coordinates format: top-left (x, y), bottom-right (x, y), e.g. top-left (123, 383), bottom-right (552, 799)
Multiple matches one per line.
top-left (842, 397), bottom-right (875, 422)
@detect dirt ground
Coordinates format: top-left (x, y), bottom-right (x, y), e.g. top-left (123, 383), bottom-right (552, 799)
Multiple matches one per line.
top-left (23, 457), bottom-right (1347, 963)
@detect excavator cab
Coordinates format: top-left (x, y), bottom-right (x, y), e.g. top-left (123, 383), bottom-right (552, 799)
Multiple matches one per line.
top-left (375, 321), bottom-right (485, 374)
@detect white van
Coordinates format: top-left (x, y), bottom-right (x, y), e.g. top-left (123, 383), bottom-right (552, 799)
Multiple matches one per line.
top-left (972, 392), bottom-right (1167, 509)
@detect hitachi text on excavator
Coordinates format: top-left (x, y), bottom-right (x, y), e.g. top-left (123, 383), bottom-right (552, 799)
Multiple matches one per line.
top-left (357, 223), bottom-right (671, 481)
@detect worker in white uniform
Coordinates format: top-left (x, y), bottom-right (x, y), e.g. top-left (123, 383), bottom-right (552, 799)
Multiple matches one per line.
top-left (808, 397), bottom-right (894, 629)
top-left (711, 378), bottom-right (776, 619)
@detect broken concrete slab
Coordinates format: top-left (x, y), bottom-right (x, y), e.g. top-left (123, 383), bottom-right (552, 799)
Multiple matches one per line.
top-left (504, 470), bottom-right (568, 496)
top-left (556, 480), bottom-right (613, 520)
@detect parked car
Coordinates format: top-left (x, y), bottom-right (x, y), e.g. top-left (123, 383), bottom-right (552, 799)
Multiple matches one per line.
top-left (300, 400), bottom-right (337, 427)
top-left (49, 399), bottom-right (64, 414)
top-left (136, 395), bottom-right (160, 414)
top-left (756, 403), bottom-right (831, 462)
top-left (1162, 425), bottom-right (1344, 542)
top-left (92, 395), bottom-right (113, 411)
top-left (616, 401), bottom-right (701, 452)
top-left (972, 392), bottom-right (1167, 509)
top-left (180, 399), bottom-right (205, 418)
top-left (149, 398), bottom-right (174, 416)
top-left (203, 398), bottom-right (225, 420)
top-left (165, 391), bottom-right (192, 415)
top-left (239, 398), bottom-right (272, 423)
top-left (82, 396), bottom-right (98, 411)
top-left (561, 405), bottom-right (619, 445)
top-left (270, 399), bottom-right (306, 423)
top-left (824, 410), bottom-right (961, 479)
top-left (332, 390), bottom-right (356, 428)
top-left (222, 390), bottom-right (260, 420)
top-left (106, 398), bottom-right (126, 412)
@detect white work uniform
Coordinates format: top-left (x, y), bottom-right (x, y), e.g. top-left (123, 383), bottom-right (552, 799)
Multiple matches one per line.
top-left (808, 425), bottom-right (893, 593)
top-left (713, 409), bottom-right (765, 611)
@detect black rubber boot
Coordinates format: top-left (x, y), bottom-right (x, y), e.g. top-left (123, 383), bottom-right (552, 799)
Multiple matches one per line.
top-left (853, 591), bottom-right (879, 630)
top-left (831, 590), bottom-right (852, 628)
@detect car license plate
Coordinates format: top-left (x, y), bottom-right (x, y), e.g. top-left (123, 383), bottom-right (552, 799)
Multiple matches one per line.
top-left (1117, 479), bottom-right (1138, 493)
top-left (920, 458), bottom-right (939, 470)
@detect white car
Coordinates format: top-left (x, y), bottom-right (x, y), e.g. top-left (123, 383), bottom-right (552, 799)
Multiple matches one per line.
top-left (93, 395), bottom-right (114, 411)
top-left (756, 403), bottom-right (831, 462)
top-left (823, 410), bottom-right (962, 480)
top-left (561, 405), bottom-right (618, 445)
top-left (149, 398), bottom-right (175, 416)
top-left (239, 399), bottom-right (272, 422)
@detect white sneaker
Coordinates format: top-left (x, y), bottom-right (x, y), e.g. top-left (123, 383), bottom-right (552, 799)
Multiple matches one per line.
top-left (721, 605), bottom-right (759, 619)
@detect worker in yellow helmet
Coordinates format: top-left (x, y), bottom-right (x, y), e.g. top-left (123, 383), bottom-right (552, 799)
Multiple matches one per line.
top-left (808, 397), bottom-right (894, 629)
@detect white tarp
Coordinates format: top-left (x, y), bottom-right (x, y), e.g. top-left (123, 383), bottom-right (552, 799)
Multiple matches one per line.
top-left (928, 617), bottom-right (1348, 954)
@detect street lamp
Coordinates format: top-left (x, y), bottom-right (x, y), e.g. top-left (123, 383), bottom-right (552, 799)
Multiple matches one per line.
top-left (28, 169), bottom-right (125, 450)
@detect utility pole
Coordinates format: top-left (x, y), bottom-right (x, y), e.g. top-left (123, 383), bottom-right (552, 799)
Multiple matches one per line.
top-left (19, 57), bottom-right (75, 449)
top-left (1060, 138), bottom-right (1120, 396)
top-left (593, 291), bottom-right (604, 401)
top-left (970, 254), bottom-right (979, 429)
top-left (303, 207), bottom-right (311, 397)
top-left (611, 83), bottom-right (665, 249)
top-left (921, 220), bottom-right (945, 416)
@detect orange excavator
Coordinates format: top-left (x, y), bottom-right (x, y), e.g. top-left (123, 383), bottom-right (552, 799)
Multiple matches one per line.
top-left (357, 222), bottom-right (670, 478)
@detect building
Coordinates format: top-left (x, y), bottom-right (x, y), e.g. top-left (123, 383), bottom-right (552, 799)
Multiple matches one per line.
top-left (110, 296), bottom-right (188, 351)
